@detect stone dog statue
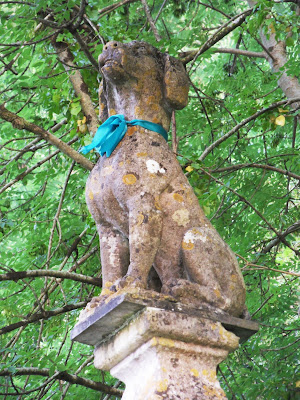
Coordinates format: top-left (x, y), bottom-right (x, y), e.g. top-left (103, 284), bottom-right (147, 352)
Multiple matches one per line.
top-left (84, 41), bottom-right (246, 317)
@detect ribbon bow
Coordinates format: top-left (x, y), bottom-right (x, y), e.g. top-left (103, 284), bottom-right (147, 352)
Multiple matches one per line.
top-left (80, 114), bottom-right (168, 157)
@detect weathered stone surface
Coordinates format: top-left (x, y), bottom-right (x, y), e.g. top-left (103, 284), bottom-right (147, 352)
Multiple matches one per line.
top-left (71, 291), bottom-right (259, 346)
top-left (71, 292), bottom-right (259, 399)
top-left (84, 40), bottom-right (247, 317)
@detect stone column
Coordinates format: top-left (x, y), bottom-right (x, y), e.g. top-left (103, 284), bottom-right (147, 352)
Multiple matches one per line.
top-left (71, 291), bottom-right (259, 400)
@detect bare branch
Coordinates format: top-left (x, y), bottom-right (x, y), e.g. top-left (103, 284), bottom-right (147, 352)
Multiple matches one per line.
top-left (198, 97), bottom-right (300, 161)
top-left (0, 270), bottom-right (101, 285)
top-left (194, 168), bottom-right (300, 256)
top-left (0, 303), bottom-right (87, 335)
top-left (181, 9), bottom-right (253, 65)
top-left (248, 0), bottom-right (300, 112)
top-left (0, 368), bottom-right (123, 397)
top-left (69, 28), bottom-right (99, 70)
top-left (51, 39), bottom-right (99, 135)
top-left (213, 163), bottom-right (300, 181)
top-left (261, 220), bottom-right (300, 254)
top-left (0, 104), bottom-right (94, 171)
top-left (212, 47), bottom-right (266, 58)
top-left (140, 0), bottom-right (162, 41)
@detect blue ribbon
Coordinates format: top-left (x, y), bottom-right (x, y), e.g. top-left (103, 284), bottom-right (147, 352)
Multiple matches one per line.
top-left (80, 114), bottom-right (168, 157)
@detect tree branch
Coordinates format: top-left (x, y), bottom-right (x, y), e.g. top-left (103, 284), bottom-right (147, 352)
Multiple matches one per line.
top-left (213, 163), bottom-right (300, 181)
top-left (51, 39), bottom-right (99, 135)
top-left (248, 0), bottom-right (300, 113)
top-left (212, 47), bottom-right (266, 58)
top-left (194, 168), bottom-right (300, 256)
top-left (140, 0), bottom-right (162, 41)
top-left (0, 104), bottom-right (94, 171)
top-left (0, 270), bottom-right (101, 286)
top-left (0, 303), bottom-right (87, 335)
top-left (0, 368), bottom-right (123, 397)
top-left (180, 8), bottom-right (253, 65)
top-left (198, 97), bottom-right (300, 161)
top-left (261, 220), bottom-right (300, 254)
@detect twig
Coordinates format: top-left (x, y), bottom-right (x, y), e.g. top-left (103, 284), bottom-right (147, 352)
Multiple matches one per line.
top-left (198, 97), bottom-right (300, 161)
top-left (140, 0), bottom-right (162, 41)
top-left (0, 368), bottom-right (123, 397)
top-left (212, 163), bottom-right (300, 181)
top-left (181, 8), bottom-right (253, 66)
top-left (237, 253), bottom-right (300, 277)
top-left (0, 104), bottom-right (94, 171)
top-left (0, 303), bottom-right (87, 335)
top-left (212, 47), bottom-right (266, 58)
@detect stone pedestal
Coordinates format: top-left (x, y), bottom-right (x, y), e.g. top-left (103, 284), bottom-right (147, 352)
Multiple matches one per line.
top-left (71, 291), bottom-right (259, 399)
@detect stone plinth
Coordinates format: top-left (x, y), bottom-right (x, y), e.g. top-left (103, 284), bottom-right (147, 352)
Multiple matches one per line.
top-left (71, 291), bottom-right (259, 399)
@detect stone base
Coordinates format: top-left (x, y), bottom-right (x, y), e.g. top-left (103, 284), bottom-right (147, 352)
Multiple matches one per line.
top-left (71, 290), bottom-right (259, 399)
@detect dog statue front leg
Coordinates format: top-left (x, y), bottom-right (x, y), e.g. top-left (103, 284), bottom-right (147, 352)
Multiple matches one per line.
top-left (117, 195), bottom-right (163, 289)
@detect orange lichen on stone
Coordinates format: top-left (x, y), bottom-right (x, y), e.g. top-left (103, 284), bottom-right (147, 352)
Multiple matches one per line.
top-left (173, 193), bottom-right (184, 202)
top-left (127, 126), bottom-right (135, 136)
top-left (122, 174), bottom-right (137, 185)
top-left (182, 241), bottom-right (194, 250)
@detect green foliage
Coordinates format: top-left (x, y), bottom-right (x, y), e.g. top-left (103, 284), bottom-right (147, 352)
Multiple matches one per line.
top-left (0, 0), bottom-right (299, 398)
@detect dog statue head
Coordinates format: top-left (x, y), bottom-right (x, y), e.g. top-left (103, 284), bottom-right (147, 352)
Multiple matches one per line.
top-left (98, 41), bottom-right (190, 131)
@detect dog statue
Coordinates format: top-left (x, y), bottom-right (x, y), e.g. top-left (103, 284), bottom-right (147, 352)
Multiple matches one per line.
top-left (83, 41), bottom-right (246, 317)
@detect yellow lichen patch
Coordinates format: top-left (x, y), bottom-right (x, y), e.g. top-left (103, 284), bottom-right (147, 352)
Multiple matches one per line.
top-left (190, 368), bottom-right (199, 377)
top-left (101, 287), bottom-right (114, 296)
top-left (155, 196), bottom-right (162, 210)
top-left (172, 209), bottom-right (190, 226)
top-left (202, 369), bottom-right (217, 380)
top-left (109, 108), bottom-right (117, 115)
top-left (191, 228), bottom-right (201, 235)
top-left (150, 337), bottom-right (159, 346)
top-left (230, 273), bottom-right (238, 282)
top-left (122, 174), bottom-right (137, 185)
top-left (218, 326), bottom-right (237, 346)
top-left (88, 191), bottom-right (94, 200)
top-left (157, 379), bottom-right (168, 392)
top-left (214, 288), bottom-right (221, 298)
top-left (157, 337), bottom-right (175, 347)
top-left (173, 193), bottom-right (184, 203)
top-left (134, 106), bottom-right (142, 117)
top-left (105, 281), bottom-right (113, 288)
top-left (136, 213), bottom-right (144, 226)
top-left (182, 241), bottom-right (194, 250)
top-left (137, 152), bottom-right (148, 157)
top-left (119, 161), bottom-right (124, 167)
top-left (203, 384), bottom-right (224, 399)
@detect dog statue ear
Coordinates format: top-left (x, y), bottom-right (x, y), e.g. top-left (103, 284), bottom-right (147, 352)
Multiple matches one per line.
top-left (163, 54), bottom-right (190, 110)
top-left (99, 79), bottom-right (109, 122)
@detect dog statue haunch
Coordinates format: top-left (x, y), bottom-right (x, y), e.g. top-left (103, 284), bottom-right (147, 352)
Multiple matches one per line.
top-left (85, 41), bottom-right (246, 317)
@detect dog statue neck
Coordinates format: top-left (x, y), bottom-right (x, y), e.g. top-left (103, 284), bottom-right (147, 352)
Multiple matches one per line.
top-left (101, 73), bottom-right (172, 132)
